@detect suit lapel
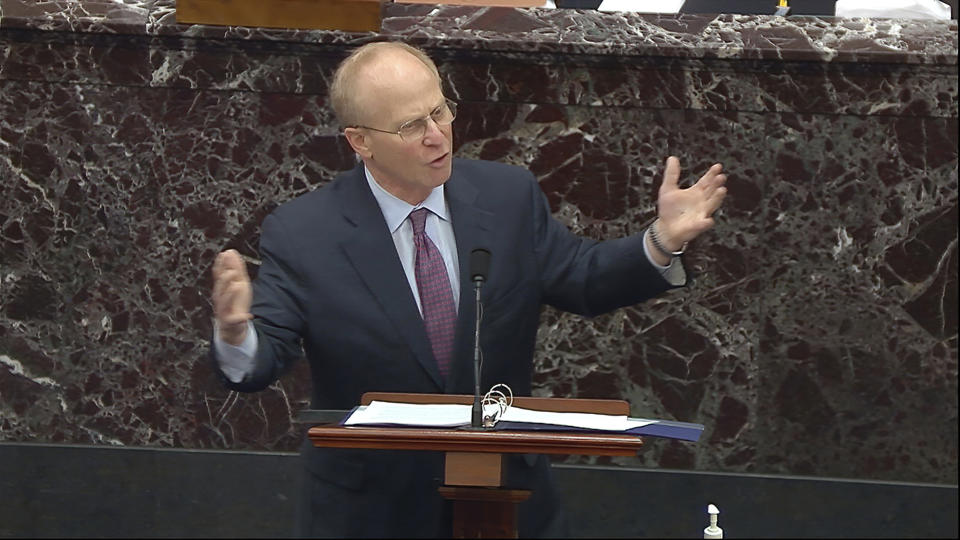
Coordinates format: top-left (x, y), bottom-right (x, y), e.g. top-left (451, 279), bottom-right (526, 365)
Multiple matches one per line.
top-left (335, 166), bottom-right (444, 389)
top-left (444, 169), bottom-right (495, 393)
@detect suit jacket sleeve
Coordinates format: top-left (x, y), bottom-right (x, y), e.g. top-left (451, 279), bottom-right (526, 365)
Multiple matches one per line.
top-left (528, 171), bottom-right (676, 317)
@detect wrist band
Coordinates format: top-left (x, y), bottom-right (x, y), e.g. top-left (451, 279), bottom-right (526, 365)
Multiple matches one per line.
top-left (649, 219), bottom-right (687, 258)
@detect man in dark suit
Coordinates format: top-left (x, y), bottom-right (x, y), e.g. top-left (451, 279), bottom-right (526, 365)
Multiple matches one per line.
top-left (210, 41), bottom-right (727, 537)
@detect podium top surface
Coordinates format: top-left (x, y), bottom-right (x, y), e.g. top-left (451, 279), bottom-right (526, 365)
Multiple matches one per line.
top-left (308, 392), bottom-right (642, 456)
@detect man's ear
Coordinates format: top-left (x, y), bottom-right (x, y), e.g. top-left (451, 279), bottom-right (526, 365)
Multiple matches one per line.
top-left (344, 128), bottom-right (372, 158)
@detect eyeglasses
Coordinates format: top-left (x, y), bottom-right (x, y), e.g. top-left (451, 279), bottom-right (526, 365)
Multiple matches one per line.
top-left (351, 99), bottom-right (457, 142)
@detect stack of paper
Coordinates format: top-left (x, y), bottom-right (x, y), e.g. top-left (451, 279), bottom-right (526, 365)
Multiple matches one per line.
top-left (342, 401), bottom-right (704, 442)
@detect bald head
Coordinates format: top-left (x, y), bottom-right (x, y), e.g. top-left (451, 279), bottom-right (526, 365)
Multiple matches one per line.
top-left (330, 42), bottom-right (442, 128)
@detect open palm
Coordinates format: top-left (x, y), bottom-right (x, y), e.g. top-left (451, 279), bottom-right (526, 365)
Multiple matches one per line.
top-left (656, 156), bottom-right (728, 248)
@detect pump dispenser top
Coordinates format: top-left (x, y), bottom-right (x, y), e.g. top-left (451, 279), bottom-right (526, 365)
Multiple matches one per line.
top-left (703, 504), bottom-right (723, 539)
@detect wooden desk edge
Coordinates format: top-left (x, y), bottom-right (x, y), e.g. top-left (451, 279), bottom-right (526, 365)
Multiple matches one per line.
top-left (307, 425), bottom-right (643, 456)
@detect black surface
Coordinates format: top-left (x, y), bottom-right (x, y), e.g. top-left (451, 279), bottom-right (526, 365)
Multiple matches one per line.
top-left (555, 0), bottom-right (958, 18)
top-left (679, 0), bottom-right (958, 18)
top-left (0, 443), bottom-right (300, 538)
top-left (1, 443), bottom-right (956, 538)
top-left (555, 0), bottom-right (603, 8)
top-left (294, 409), bottom-right (351, 425)
top-left (560, 466), bottom-right (959, 538)
top-left (680, 0), bottom-right (836, 16)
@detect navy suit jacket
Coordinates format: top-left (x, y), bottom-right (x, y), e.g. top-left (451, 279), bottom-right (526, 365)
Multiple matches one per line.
top-left (219, 158), bottom-right (675, 537)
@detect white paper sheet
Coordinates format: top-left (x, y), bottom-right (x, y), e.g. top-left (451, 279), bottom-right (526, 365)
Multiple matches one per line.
top-left (598, 0), bottom-right (686, 13)
top-left (343, 400), bottom-right (657, 432)
top-left (835, 0), bottom-right (952, 19)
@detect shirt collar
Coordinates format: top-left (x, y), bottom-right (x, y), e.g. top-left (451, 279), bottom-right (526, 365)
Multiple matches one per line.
top-left (364, 164), bottom-right (449, 234)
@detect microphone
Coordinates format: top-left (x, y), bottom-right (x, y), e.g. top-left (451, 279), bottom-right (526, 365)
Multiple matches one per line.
top-left (470, 248), bottom-right (491, 283)
top-left (469, 248), bottom-right (491, 428)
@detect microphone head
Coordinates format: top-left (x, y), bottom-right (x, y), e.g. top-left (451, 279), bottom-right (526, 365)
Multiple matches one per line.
top-left (469, 248), bottom-right (491, 282)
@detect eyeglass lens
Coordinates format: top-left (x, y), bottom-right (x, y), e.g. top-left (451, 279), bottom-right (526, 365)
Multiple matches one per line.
top-left (398, 100), bottom-right (457, 140)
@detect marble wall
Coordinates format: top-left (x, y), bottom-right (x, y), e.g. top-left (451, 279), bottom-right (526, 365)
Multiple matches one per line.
top-left (1, 1), bottom-right (956, 484)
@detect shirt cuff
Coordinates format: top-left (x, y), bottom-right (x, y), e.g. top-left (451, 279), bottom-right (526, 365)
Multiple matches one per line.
top-left (213, 319), bottom-right (258, 383)
top-left (642, 228), bottom-right (687, 287)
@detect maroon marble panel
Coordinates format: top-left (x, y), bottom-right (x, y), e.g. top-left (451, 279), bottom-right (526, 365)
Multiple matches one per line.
top-left (1, 1), bottom-right (956, 485)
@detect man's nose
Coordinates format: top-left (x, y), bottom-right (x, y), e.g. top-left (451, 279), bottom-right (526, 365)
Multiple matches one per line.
top-left (421, 117), bottom-right (446, 144)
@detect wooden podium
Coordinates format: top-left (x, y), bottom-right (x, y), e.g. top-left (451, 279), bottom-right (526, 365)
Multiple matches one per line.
top-left (307, 392), bottom-right (644, 538)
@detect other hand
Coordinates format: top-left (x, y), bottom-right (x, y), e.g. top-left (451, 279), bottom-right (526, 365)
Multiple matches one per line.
top-left (212, 249), bottom-right (253, 346)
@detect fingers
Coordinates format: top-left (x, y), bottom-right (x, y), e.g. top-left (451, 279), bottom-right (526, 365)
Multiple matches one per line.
top-left (213, 251), bottom-right (251, 291)
top-left (213, 249), bottom-right (248, 279)
top-left (702, 191), bottom-right (726, 220)
top-left (662, 158), bottom-right (727, 194)
top-left (696, 163), bottom-right (725, 192)
top-left (213, 279), bottom-right (244, 311)
top-left (213, 285), bottom-right (253, 325)
top-left (212, 249), bottom-right (252, 323)
top-left (689, 164), bottom-right (727, 219)
top-left (659, 156), bottom-right (681, 195)
top-left (704, 163), bottom-right (724, 178)
top-left (212, 268), bottom-right (248, 304)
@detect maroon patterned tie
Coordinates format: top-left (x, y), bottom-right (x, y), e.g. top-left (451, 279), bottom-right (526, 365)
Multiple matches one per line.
top-left (410, 208), bottom-right (456, 378)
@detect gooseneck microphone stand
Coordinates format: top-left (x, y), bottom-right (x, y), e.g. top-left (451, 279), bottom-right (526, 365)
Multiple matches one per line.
top-left (469, 248), bottom-right (491, 429)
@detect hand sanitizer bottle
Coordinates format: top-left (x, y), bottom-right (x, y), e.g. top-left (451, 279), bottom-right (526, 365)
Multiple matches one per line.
top-left (703, 504), bottom-right (723, 539)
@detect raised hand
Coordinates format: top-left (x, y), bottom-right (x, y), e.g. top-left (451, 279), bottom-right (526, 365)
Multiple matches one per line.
top-left (212, 249), bottom-right (253, 346)
top-left (654, 156), bottom-right (728, 251)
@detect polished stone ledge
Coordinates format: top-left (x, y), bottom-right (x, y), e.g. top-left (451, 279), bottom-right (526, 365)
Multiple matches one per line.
top-left (0, 0), bottom-right (956, 65)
